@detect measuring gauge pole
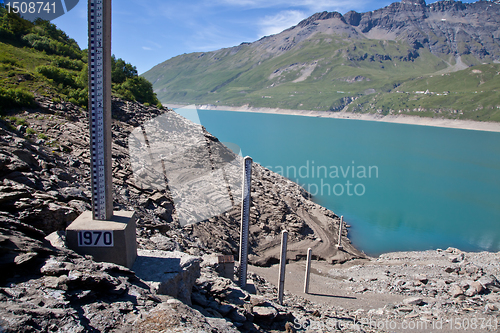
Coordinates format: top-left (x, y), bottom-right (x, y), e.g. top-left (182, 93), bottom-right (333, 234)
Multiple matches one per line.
top-left (88, 0), bottom-right (113, 221)
top-left (239, 156), bottom-right (252, 289)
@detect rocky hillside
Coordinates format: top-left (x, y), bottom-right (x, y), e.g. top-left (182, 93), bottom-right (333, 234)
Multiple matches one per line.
top-left (1, 98), bottom-right (500, 332)
top-left (143, 0), bottom-right (500, 122)
top-left (287, 0), bottom-right (500, 62)
top-left (0, 95), bottom-right (367, 331)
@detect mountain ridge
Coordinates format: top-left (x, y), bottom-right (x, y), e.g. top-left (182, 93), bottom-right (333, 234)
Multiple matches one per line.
top-left (143, 0), bottom-right (500, 122)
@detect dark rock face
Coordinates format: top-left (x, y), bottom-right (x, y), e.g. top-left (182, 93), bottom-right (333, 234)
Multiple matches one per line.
top-left (357, 1), bottom-right (500, 61)
top-left (265, 0), bottom-right (500, 62)
top-left (343, 11), bottom-right (362, 26)
top-left (297, 11), bottom-right (345, 28)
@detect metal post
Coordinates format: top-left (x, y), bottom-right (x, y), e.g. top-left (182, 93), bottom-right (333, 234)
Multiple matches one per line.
top-left (336, 215), bottom-right (344, 250)
top-left (239, 156), bottom-right (252, 289)
top-left (304, 247), bottom-right (312, 294)
top-left (89, 0), bottom-right (113, 221)
top-left (278, 229), bottom-right (288, 305)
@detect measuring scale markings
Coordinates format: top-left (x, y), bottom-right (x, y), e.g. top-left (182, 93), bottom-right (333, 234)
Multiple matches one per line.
top-left (239, 156), bottom-right (252, 288)
top-left (89, 0), bottom-right (109, 220)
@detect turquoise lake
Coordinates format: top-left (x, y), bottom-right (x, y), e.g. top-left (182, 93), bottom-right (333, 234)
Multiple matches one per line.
top-left (180, 109), bottom-right (500, 256)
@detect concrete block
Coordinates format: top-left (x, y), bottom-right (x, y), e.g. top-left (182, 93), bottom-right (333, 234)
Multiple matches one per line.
top-left (133, 250), bottom-right (200, 305)
top-left (244, 279), bottom-right (257, 295)
top-left (217, 255), bottom-right (235, 280)
top-left (66, 211), bottom-right (137, 268)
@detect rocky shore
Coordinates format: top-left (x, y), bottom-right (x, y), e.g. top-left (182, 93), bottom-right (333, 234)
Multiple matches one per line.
top-left (170, 104), bottom-right (500, 133)
top-left (1, 98), bottom-right (499, 332)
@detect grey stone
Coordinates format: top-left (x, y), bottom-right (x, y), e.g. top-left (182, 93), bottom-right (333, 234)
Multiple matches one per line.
top-left (205, 317), bottom-right (239, 333)
top-left (0, 189), bottom-right (31, 203)
top-left (250, 295), bottom-right (268, 306)
top-left (444, 266), bottom-right (458, 274)
top-left (206, 307), bottom-right (224, 318)
top-left (478, 275), bottom-right (500, 292)
top-left (228, 308), bottom-right (247, 323)
top-left (414, 274), bottom-right (428, 284)
top-left (191, 291), bottom-right (208, 307)
top-left (210, 278), bottom-right (248, 305)
top-left (154, 207), bottom-right (172, 222)
top-left (132, 250), bottom-right (200, 305)
top-left (397, 307), bottom-right (413, 313)
top-left (67, 200), bottom-right (91, 213)
top-left (5, 171), bottom-right (37, 188)
top-left (253, 305), bottom-right (277, 324)
top-left (218, 303), bottom-right (233, 316)
top-left (59, 187), bottom-right (88, 201)
top-left (192, 304), bottom-right (211, 317)
top-left (484, 303), bottom-right (499, 312)
top-left (465, 281), bottom-right (484, 297)
top-left (449, 284), bottom-right (464, 298)
top-left (45, 231), bottom-right (66, 249)
top-left (207, 300), bottom-right (220, 310)
top-left (149, 234), bottom-right (177, 251)
top-left (50, 168), bottom-right (74, 182)
top-left (403, 297), bottom-right (425, 306)
top-left (133, 300), bottom-right (236, 332)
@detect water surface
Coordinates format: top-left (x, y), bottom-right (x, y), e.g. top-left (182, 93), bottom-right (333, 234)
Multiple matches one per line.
top-left (180, 109), bottom-right (500, 256)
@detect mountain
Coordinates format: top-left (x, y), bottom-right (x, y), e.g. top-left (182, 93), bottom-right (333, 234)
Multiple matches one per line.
top-left (143, 0), bottom-right (500, 122)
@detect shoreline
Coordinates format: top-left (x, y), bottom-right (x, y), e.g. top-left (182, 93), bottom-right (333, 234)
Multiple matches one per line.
top-left (166, 103), bottom-right (500, 133)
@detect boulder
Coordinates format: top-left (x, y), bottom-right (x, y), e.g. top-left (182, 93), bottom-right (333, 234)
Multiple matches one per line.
top-left (227, 308), bottom-right (247, 323)
top-left (133, 300), bottom-right (239, 333)
top-left (250, 295), bottom-right (268, 306)
top-left (465, 281), bottom-right (484, 297)
top-left (253, 305), bottom-right (278, 325)
top-left (209, 278), bottom-right (249, 305)
top-left (484, 303), bottom-right (499, 312)
top-left (478, 275), bottom-right (500, 292)
top-left (59, 187), bottom-right (88, 202)
top-left (449, 284), bottom-right (464, 298)
top-left (191, 291), bottom-right (208, 307)
top-left (132, 250), bottom-right (200, 305)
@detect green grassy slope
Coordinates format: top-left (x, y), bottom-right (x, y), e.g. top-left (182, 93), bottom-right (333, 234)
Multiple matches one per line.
top-left (144, 36), bottom-right (448, 109)
top-left (0, 6), bottom-right (161, 114)
top-left (348, 64), bottom-right (500, 122)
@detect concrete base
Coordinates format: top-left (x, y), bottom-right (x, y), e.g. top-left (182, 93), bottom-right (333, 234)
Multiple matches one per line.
top-left (66, 211), bottom-right (137, 268)
top-left (244, 279), bottom-right (257, 294)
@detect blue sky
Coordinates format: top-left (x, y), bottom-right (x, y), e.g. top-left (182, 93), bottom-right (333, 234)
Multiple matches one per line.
top-left (41, 0), bottom-right (477, 74)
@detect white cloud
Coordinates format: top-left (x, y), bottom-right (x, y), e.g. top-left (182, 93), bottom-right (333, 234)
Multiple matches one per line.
top-left (213, 0), bottom-right (368, 13)
top-left (184, 23), bottom-right (247, 52)
top-left (258, 10), bottom-right (306, 37)
top-left (141, 41), bottom-right (163, 52)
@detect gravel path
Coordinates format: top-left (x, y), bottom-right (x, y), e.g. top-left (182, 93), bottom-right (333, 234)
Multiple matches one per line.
top-left (250, 248), bottom-right (500, 332)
